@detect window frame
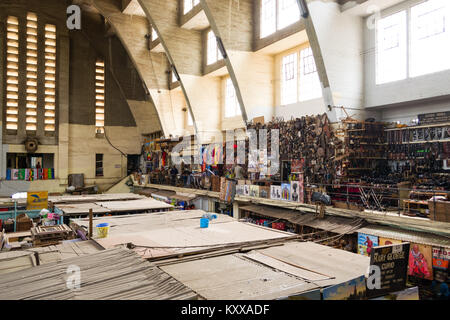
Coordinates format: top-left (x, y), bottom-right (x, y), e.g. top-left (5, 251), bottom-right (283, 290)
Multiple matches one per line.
top-left (260, 0), bottom-right (301, 39)
top-left (223, 77), bottom-right (241, 119)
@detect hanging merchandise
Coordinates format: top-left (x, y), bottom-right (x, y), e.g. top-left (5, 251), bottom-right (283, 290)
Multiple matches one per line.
top-left (6, 169), bottom-right (11, 181)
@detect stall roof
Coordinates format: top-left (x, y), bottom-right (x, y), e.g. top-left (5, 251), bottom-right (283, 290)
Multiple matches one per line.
top-left (357, 225), bottom-right (450, 248)
top-left (95, 198), bottom-right (173, 212)
top-left (0, 240), bottom-right (102, 275)
top-left (0, 248), bottom-right (197, 300)
top-left (160, 241), bottom-right (369, 300)
top-left (71, 210), bottom-right (296, 260)
top-left (49, 193), bottom-right (145, 204)
top-left (241, 205), bottom-right (365, 235)
top-left (57, 202), bottom-right (112, 216)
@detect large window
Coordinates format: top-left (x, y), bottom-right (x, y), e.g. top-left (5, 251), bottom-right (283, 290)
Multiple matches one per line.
top-left (410, 0), bottom-right (450, 77)
top-left (260, 0), bottom-right (300, 39)
top-left (95, 60), bottom-right (105, 134)
top-left (224, 78), bottom-right (241, 118)
top-left (207, 30), bottom-right (223, 65)
top-left (376, 0), bottom-right (450, 84)
top-left (6, 16), bottom-right (20, 131)
top-left (184, 0), bottom-right (200, 15)
top-left (281, 46), bottom-right (322, 105)
top-left (281, 52), bottom-right (298, 105)
top-left (4, 13), bottom-right (56, 133)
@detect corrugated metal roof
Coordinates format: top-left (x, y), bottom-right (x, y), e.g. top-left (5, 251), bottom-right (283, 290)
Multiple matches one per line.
top-left (0, 248), bottom-right (197, 300)
top-left (357, 225), bottom-right (450, 248)
top-left (241, 205), bottom-right (365, 234)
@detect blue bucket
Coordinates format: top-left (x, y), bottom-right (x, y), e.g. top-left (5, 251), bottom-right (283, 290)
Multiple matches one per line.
top-left (200, 218), bottom-right (209, 228)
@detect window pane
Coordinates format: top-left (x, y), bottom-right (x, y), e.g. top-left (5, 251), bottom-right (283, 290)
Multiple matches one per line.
top-left (299, 47), bottom-right (322, 101)
top-left (184, 0), bottom-right (193, 14)
top-left (188, 111), bottom-right (193, 126)
top-left (281, 52), bottom-right (298, 105)
top-left (410, 0), bottom-right (450, 77)
top-left (261, 0), bottom-right (276, 38)
top-left (225, 78), bottom-right (240, 118)
top-left (376, 10), bottom-right (407, 84)
top-left (278, 0), bottom-right (300, 30)
top-left (207, 30), bottom-right (218, 65)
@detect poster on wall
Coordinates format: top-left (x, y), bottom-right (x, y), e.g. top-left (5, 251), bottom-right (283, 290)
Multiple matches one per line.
top-left (366, 243), bottom-right (410, 298)
top-left (379, 238), bottom-right (403, 246)
top-left (236, 185), bottom-right (244, 196)
top-left (249, 185), bottom-right (260, 198)
top-left (281, 183), bottom-right (291, 201)
top-left (408, 243), bottom-right (433, 280)
top-left (291, 159), bottom-right (304, 173)
top-left (271, 185), bottom-right (282, 200)
top-left (323, 275), bottom-right (366, 300)
top-left (290, 181), bottom-right (301, 202)
top-left (432, 247), bottom-right (449, 271)
top-left (244, 185), bottom-right (250, 196)
top-left (358, 233), bottom-right (379, 257)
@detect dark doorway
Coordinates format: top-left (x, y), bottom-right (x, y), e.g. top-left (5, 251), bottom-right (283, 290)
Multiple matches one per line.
top-left (127, 155), bottom-right (140, 175)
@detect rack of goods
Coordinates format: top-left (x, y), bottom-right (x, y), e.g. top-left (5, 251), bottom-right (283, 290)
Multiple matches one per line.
top-left (337, 119), bottom-right (388, 181)
top-left (385, 122), bottom-right (450, 189)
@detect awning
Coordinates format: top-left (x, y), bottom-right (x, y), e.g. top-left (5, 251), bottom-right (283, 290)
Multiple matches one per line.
top-left (357, 225), bottom-right (450, 248)
top-left (240, 205), bottom-right (365, 235)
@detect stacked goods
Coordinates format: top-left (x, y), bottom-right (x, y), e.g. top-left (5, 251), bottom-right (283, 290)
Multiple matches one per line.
top-left (247, 113), bottom-right (342, 185)
top-left (31, 224), bottom-right (75, 247)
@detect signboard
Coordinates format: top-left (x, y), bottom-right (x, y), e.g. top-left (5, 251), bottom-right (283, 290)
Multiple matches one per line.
top-left (370, 286), bottom-right (419, 300)
top-left (408, 243), bottom-right (433, 280)
top-left (367, 243), bottom-right (410, 298)
top-left (358, 233), bottom-right (379, 257)
top-left (418, 111), bottom-right (450, 125)
top-left (323, 275), bottom-right (366, 300)
top-left (26, 191), bottom-right (48, 210)
top-left (432, 247), bottom-right (449, 270)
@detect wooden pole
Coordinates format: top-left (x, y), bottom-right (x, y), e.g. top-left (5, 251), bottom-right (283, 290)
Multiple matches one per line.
top-left (89, 209), bottom-right (93, 238)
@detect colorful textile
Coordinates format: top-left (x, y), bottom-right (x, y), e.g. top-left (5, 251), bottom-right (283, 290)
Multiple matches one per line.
top-left (6, 169), bottom-right (11, 181)
top-left (25, 169), bottom-right (30, 181)
top-left (11, 169), bottom-right (18, 180)
top-left (38, 169), bottom-right (43, 180)
top-left (43, 169), bottom-right (49, 180)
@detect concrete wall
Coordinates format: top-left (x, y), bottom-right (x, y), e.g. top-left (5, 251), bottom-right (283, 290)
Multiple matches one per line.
top-left (0, 0), bottom-right (157, 196)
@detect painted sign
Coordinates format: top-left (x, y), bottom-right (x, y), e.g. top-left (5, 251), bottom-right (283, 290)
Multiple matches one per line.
top-left (358, 233), bottom-right (379, 257)
top-left (408, 243), bottom-right (433, 280)
top-left (432, 247), bottom-right (449, 270)
top-left (26, 191), bottom-right (48, 210)
top-left (323, 275), bottom-right (366, 300)
top-left (367, 243), bottom-right (410, 298)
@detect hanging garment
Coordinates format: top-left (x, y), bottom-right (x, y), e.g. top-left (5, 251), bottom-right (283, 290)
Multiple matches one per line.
top-left (18, 169), bottom-right (25, 180)
top-left (6, 169), bottom-right (11, 181)
top-left (43, 168), bottom-right (49, 180)
top-left (48, 168), bottom-right (55, 179)
top-left (25, 169), bottom-right (30, 181)
top-left (11, 169), bottom-right (18, 180)
top-left (38, 168), bottom-right (44, 180)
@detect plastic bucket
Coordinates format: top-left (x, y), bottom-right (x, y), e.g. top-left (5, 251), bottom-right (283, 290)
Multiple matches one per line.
top-left (200, 218), bottom-right (209, 229)
top-left (96, 223), bottom-right (110, 238)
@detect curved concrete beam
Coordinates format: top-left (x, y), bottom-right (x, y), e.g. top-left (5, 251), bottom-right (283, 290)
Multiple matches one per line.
top-left (200, 0), bottom-right (278, 125)
top-left (138, 0), bottom-right (224, 144)
top-left (88, 0), bottom-right (184, 136)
